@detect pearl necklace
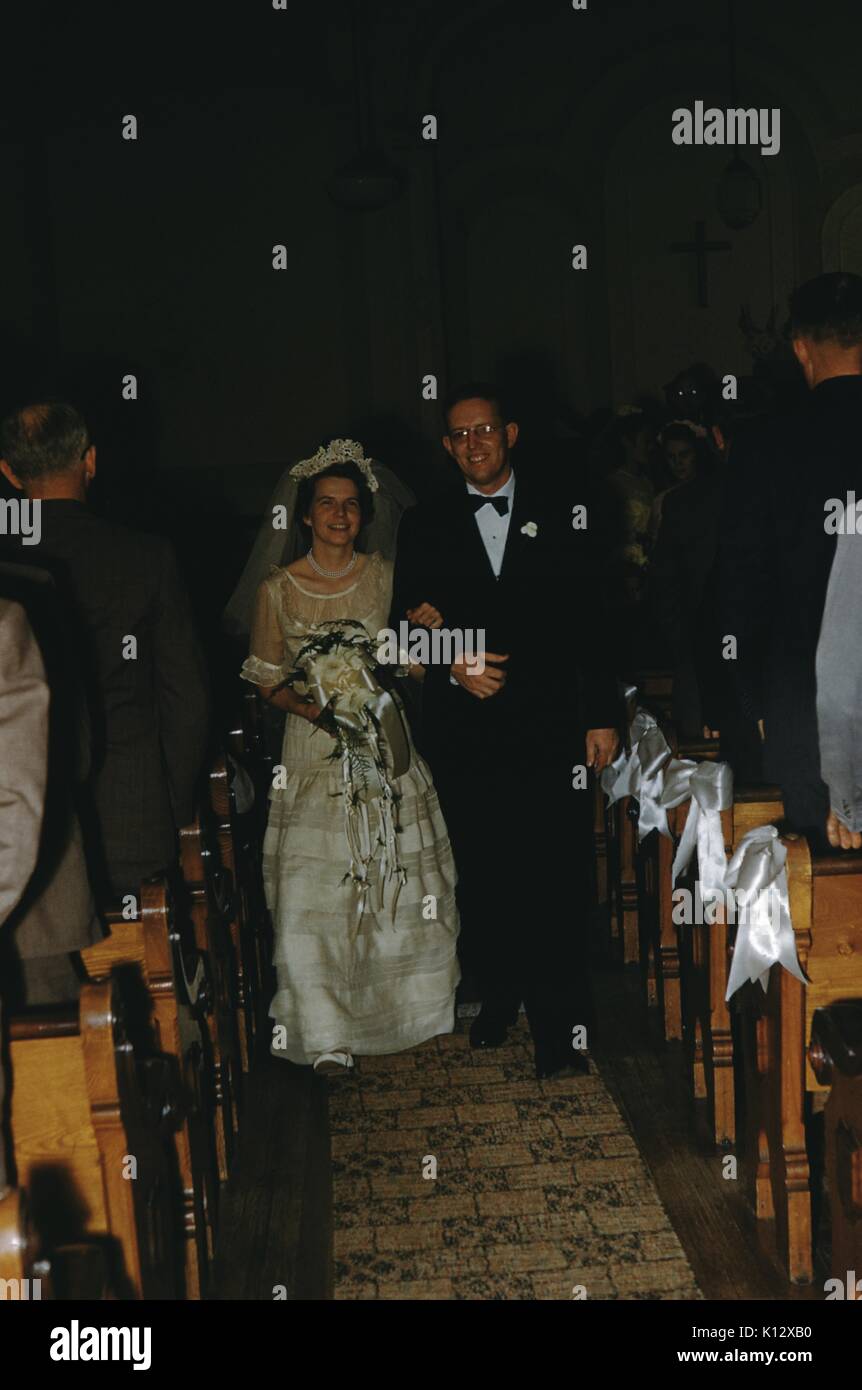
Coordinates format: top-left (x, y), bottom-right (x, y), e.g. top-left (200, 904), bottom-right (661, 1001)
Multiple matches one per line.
top-left (306, 547), bottom-right (358, 580)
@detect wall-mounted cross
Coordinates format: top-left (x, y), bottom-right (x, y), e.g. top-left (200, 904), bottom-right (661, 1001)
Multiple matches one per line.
top-left (669, 220), bottom-right (732, 308)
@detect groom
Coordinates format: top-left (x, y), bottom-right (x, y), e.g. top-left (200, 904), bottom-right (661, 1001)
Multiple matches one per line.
top-left (392, 383), bottom-right (620, 1079)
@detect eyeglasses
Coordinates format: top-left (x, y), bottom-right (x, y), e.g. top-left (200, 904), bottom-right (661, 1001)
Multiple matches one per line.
top-left (448, 424), bottom-right (505, 445)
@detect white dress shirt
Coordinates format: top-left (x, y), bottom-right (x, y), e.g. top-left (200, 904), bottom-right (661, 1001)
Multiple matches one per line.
top-left (466, 470), bottom-right (516, 578)
top-left (449, 471), bottom-right (516, 686)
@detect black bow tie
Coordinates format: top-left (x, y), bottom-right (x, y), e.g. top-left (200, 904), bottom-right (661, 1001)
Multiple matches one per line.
top-left (469, 494), bottom-right (509, 516)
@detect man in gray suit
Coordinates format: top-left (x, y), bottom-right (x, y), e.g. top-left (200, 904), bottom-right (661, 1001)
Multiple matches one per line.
top-left (0, 560), bottom-right (101, 1005)
top-left (817, 511), bottom-right (862, 851)
top-left (0, 601), bottom-right (48, 930)
top-left (0, 599), bottom-right (49, 1186)
top-left (0, 401), bottom-right (211, 901)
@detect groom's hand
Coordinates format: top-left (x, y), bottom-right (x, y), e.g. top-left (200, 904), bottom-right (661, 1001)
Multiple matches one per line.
top-left (451, 652), bottom-right (509, 699)
top-left (586, 728), bottom-right (619, 772)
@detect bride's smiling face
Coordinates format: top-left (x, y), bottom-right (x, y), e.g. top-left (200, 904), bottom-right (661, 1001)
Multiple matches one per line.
top-left (304, 476), bottom-right (362, 549)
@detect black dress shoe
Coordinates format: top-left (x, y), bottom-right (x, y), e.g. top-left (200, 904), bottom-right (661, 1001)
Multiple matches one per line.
top-left (469, 1005), bottom-right (519, 1049)
top-left (534, 1044), bottom-right (591, 1081)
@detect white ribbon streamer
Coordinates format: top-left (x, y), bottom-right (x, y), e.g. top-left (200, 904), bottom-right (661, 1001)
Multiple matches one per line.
top-left (724, 825), bottom-right (808, 1000)
top-left (661, 759), bottom-right (734, 905)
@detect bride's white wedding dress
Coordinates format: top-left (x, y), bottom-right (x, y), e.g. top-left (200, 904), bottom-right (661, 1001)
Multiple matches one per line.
top-left (241, 551), bottom-right (460, 1064)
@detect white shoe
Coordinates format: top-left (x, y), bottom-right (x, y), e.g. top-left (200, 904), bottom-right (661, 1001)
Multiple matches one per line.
top-left (313, 1050), bottom-right (355, 1076)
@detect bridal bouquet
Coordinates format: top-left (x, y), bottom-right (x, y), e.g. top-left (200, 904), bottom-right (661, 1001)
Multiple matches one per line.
top-left (285, 620), bottom-right (410, 924)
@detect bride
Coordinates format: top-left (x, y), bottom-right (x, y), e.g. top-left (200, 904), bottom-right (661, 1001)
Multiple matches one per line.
top-left (240, 440), bottom-right (459, 1075)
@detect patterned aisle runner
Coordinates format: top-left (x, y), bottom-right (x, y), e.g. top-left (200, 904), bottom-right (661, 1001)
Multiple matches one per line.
top-left (328, 1020), bottom-right (701, 1300)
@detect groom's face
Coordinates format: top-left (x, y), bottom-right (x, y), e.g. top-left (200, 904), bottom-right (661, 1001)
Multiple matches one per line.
top-left (443, 397), bottom-right (517, 495)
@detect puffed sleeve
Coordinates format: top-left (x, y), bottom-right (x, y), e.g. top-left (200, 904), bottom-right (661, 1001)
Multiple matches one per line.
top-left (241, 576), bottom-right (287, 687)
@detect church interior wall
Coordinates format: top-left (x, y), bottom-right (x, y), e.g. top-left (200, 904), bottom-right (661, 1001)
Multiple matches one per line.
top-left (0, 2), bottom-right (860, 520)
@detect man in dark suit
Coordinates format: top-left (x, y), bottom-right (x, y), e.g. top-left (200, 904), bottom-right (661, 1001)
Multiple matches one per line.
top-left (0, 400), bottom-right (211, 899)
top-left (720, 272), bottom-right (862, 842)
top-left (392, 383), bottom-right (620, 1079)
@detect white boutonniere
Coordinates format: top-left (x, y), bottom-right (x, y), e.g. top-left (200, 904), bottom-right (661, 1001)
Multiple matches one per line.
top-left (521, 521), bottom-right (538, 538)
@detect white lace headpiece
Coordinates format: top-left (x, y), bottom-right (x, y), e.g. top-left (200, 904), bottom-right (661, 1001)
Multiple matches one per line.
top-left (289, 439), bottom-right (380, 492)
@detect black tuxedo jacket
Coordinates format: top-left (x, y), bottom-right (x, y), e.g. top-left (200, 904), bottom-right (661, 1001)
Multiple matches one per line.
top-left (391, 470), bottom-right (619, 785)
top-left (1, 500), bottom-right (211, 891)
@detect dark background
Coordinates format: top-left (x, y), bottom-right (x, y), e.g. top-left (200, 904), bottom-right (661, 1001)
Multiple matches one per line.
top-left (2, 0), bottom-right (861, 629)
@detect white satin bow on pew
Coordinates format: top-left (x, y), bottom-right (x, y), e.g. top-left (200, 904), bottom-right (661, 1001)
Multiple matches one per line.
top-left (600, 709), bottom-right (674, 840)
top-left (723, 825), bottom-right (808, 1000)
top-left (601, 709), bottom-right (806, 998)
top-left (661, 759), bottom-right (734, 905)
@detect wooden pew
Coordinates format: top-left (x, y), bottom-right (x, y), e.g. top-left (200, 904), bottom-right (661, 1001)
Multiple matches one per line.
top-left (809, 1000), bottom-right (862, 1299)
top-left (82, 878), bottom-right (217, 1299)
top-left (607, 676), bottom-right (675, 967)
top-left (209, 754), bottom-right (255, 1072)
top-left (209, 752), bottom-right (275, 1070)
top-left (630, 711), bottom-right (785, 1159)
top-left (179, 808), bottom-right (242, 1183)
top-left (634, 668), bottom-right (674, 724)
top-left (7, 978), bottom-right (177, 1299)
top-left (0, 1189), bottom-right (27, 1285)
top-left (228, 698), bottom-right (277, 1031)
top-left (604, 688), bottom-right (640, 966)
top-left (0, 1189), bottom-right (39, 1297)
top-left (0, 1187), bottom-right (67, 1299)
top-left (605, 795), bottom-right (639, 966)
top-left (736, 837), bottom-right (862, 1283)
top-left (229, 683), bottom-right (276, 846)
top-left (634, 725), bottom-right (700, 1035)
top-left (678, 782), bottom-right (783, 1149)
top-left (634, 725), bottom-right (722, 1039)
top-left (592, 774), bottom-right (608, 909)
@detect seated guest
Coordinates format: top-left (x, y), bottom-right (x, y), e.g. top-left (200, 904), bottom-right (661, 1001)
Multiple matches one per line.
top-left (0, 401), bottom-right (211, 897)
top-left (605, 407), bottom-right (655, 598)
top-left (647, 447), bottom-right (721, 741)
top-left (697, 392), bottom-right (768, 781)
top-left (648, 398), bottom-right (764, 778)
top-left (590, 408), bottom-right (653, 670)
top-left (648, 419), bottom-right (711, 543)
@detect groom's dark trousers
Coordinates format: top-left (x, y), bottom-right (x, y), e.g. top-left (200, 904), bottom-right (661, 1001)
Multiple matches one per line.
top-left (392, 471), bottom-right (619, 1053)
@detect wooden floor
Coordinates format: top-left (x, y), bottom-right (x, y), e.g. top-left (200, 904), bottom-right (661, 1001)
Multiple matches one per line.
top-left (212, 959), bottom-right (828, 1301)
top-left (212, 1055), bottom-right (332, 1301)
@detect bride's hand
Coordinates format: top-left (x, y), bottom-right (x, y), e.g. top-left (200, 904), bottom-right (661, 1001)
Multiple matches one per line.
top-left (299, 700), bottom-right (322, 723)
top-left (407, 603), bottom-right (444, 629)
